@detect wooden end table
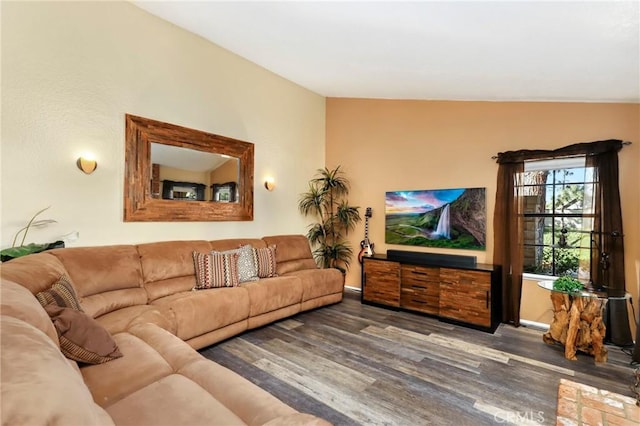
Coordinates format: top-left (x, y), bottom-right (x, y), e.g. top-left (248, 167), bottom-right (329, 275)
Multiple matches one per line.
top-left (538, 281), bottom-right (609, 363)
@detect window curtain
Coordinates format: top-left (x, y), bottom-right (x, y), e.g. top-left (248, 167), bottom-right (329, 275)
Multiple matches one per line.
top-left (493, 162), bottom-right (524, 326)
top-left (587, 147), bottom-right (625, 297)
top-left (587, 144), bottom-right (632, 346)
top-left (493, 139), bottom-right (625, 327)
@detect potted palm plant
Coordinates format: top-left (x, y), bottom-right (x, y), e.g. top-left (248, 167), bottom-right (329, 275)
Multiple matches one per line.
top-left (298, 166), bottom-right (361, 273)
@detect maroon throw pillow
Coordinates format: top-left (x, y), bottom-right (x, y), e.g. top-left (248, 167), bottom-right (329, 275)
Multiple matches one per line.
top-left (253, 246), bottom-right (277, 278)
top-left (192, 251), bottom-right (240, 289)
top-left (44, 305), bottom-right (122, 365)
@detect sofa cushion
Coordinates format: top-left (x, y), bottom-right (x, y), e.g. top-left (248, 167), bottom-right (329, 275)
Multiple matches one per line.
top-left (81, 332), bottom-right (174, 407)
top-left (0, 315), bottom-right (114, 425)
top-left (209, 238), bottom-right (266, 252)
top-left (143, 275), bottom-right (197, 303)
top-left (96, 305), bottom-right (175, 335)
top-left (106, 374), bottom-right (247, 426)
top-left (284, 268), bottom-right (345, 302)
top-left (254, 246), bottom-right (278, 278)
top-left (240, 276), bottom-right (303, 316)
top-left (1, 279), bottom-right (59, 344)
top-left (152, 287), bottom-right (250, 341)
top-left (108, 325), bottom-right (304, 425)
top-left (35, 274), bottom-right (83, 311)
top-left (51, 245), bottom-right (146, 318)
top-left (51, 245), bottom-right (143, 297)
top-left (180, 358), bottom-right (299, 426)
top-left (193, 251), bottom-right (240, 289)
top-left (262, 235), bottom-right (318, 275)
top-left (137, 240), bottom-right (212, 284)
top-left (85, 322), bottom-right (234, 414)
top-left (126, 322), bottom-right (206, 370)
top-left (45, 304), bottom-right (123, 364)
top-left (81, 287), bottom-right (149, 319)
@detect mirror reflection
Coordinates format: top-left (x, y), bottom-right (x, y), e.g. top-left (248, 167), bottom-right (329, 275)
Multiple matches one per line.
top-left (124, 114), bottom-right (254, 222)
top-left (150, 143), bottom-right (239, 203)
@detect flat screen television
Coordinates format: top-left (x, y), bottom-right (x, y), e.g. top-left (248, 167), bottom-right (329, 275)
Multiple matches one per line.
top-left (385, 187), bottom-right (486, 250)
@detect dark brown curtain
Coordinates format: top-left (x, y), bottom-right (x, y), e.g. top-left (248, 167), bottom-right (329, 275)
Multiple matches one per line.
top-left (493, 139), bottom-right (625, 326)
top-left (493, 162), bottom-right (524, 326)
top-left (587, 146), bottom-right (625, 297)
top-left (494, 139), bottom-right (623, 163)
top-left (587, 145), bottom-right (632, 346)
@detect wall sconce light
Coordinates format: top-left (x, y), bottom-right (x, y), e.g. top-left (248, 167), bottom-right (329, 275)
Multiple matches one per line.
top-left (76, 156), bottom-right (97, 174)
top-left (264, 177), bottom-right (276, 191)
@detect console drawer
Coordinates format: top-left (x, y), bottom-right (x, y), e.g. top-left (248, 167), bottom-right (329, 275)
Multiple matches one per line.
top-left (400, 289), bottom-right (439, 315)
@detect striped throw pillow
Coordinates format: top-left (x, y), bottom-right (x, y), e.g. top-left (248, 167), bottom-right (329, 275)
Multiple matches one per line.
top-left (193, 251), bottom-right (240, 289)
top-left (38, 276), bottom-right (122, 365)
top-left (35, 274), bottom-right (83, 311)
top-left (253, 245), bottom-right (277, 278)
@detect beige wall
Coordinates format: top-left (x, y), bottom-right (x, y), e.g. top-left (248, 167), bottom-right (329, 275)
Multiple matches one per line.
top-left (1, 2), bottom-right (325, 246)
top-left (210, 159), bottom-right (240, 184)
top-left (159, 166), bottom-right (209, 187)
top-left (326, 99), bottom-right (639, 332)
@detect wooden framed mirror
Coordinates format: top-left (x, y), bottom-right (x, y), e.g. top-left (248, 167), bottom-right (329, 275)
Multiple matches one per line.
top-left (124, 114), bottom-right (254, 221)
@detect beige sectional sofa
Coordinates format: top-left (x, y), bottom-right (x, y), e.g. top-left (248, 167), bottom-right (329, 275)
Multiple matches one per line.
top-left (1, 234), bottom-right (342, 425)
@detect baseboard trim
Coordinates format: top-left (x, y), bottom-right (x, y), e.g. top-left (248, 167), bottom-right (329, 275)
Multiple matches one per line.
top-left (344, 285), bottom-right (362, 293)
top-left (520, 319), bottom-right (550, 331)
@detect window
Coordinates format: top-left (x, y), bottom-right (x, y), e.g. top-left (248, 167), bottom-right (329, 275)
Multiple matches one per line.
top-left (522, 156), bottom-right (595, 280)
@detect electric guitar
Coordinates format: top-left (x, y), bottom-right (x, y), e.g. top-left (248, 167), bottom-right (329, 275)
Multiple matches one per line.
top-left (358, 207), bottom-right (374, 263)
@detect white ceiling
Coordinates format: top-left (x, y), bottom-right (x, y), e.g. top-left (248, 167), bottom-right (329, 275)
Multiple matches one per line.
top-left (134, 1), bottom-right (640, 103)
top-left (151, 143), bottom-right (234, 172)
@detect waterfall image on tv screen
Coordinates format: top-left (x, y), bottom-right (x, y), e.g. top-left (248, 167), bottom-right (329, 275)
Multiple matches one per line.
top-left (385, 187), bottom-right (486, 250)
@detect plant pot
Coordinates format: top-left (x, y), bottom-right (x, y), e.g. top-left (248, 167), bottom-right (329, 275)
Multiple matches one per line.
top-left (0, 240), bottom-right (65, 262)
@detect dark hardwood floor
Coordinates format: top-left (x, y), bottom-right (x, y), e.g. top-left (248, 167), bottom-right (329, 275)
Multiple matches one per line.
top-left (200, 290), bottom-right (636, 425)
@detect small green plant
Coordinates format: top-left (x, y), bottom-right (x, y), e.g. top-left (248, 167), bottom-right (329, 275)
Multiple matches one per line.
top-left (1, 207), bottom-right (57, 261)
top-left (553, 275), bottom-right (584, 293)
top-left (10, 206), bottom-right (56, 247)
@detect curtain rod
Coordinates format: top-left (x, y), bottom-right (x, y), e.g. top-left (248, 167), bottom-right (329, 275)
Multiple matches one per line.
top-left (490, 140), bottom-right (632, 160)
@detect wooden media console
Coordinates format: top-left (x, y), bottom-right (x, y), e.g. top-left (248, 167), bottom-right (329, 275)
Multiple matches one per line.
top-left (361, 252), bottom-right (502, 333)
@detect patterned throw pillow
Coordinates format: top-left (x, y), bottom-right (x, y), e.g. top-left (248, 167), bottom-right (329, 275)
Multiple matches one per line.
top-left (35, 274), bottom-right (84, 312)
top-left (44, 305), bottom-right (123, 365)
top-left (253, 245), bottom-right (277, 278)
top-left (37, 275), bottom-right (122, 365)
top-left (193, 251), bottom-right (240, 289)
top-left (213, 245), bottom-right (259, 283)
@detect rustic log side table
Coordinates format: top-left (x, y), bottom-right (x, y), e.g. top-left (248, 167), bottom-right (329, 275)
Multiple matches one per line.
top-left (538, 281), bottom-right (609, 363)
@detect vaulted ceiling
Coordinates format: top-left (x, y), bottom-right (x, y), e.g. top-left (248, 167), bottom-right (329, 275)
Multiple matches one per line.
top-left (134, 1), bottom-right (640, 103)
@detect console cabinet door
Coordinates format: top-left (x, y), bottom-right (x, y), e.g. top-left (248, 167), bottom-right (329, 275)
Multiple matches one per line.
top-left (439, 268), bottom-right (491, 327)
top-left (363, 259), bottom-right (400, 307)
top-left (400, 265), bottom-right (440, 315)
